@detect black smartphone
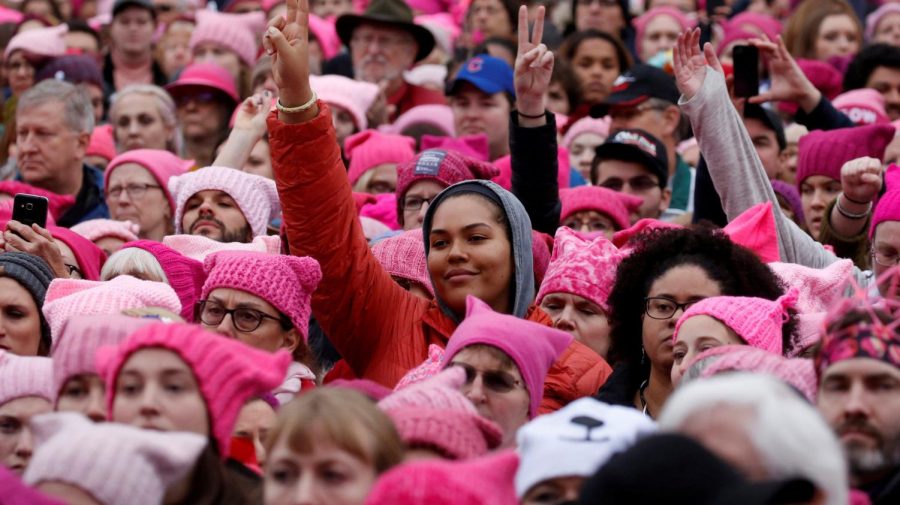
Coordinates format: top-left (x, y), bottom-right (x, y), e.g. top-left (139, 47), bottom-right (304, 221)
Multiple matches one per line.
top-left (732, 45), bottom-right (760, 98)
top-left (706, 0), bottom-right (725, 17)
top-left (12, 193), bottom-right (49, 228)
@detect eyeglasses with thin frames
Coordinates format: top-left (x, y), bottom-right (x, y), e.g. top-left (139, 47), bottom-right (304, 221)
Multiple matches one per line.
top-left (195, 300), bottom-right (284, 333)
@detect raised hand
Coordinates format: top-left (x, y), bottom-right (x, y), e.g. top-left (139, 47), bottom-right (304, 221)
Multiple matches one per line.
top-left (233, 91), bottom-right (272, 135)
top-left (748, 35), bottom-right (820, 112)
top-left (841, 157), bottom-right (884, 205)
top-left (263, 0), bottom-right (315, 117)
top-left (2, 222), bottom-right (68, 278)
top-left (514, 5), bottom-right (553, 119)
top-left (672, 28), bottom-right (722, 101)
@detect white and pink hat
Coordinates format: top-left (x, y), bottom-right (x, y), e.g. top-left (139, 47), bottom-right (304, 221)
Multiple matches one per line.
top-left (0, 351), bottom-right (53, 407)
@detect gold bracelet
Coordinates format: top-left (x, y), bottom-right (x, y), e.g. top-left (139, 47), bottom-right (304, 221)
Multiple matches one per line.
top-left (276, 91), bottom-right (318, 113)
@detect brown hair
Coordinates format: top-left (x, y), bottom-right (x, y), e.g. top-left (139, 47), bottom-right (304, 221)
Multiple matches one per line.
top-left (782, 0), bottom-right (861, 60)
top-left (264, 388), bottom-right (404, 474)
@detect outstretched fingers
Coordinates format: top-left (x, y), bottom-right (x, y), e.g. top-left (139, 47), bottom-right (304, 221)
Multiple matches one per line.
top-left (531, 5), bottom-right (545, 49)
top-left (517, 5), bottom-right (529, 53)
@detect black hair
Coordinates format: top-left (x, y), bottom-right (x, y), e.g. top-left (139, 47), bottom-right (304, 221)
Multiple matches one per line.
top-left (566, 0), bottom-right (631, 36)
top-left (843, 43), bottom-right (900, 91)
top-left (467, 0), bottom-right (520, 36)
top-left (66, 19), bottom-right (102, 51)
top-left (550, 58), bottom-right (582, 113)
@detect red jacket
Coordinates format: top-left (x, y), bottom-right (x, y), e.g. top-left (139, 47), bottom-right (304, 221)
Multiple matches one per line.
top-left (267, 104), bottom-right (611, 413)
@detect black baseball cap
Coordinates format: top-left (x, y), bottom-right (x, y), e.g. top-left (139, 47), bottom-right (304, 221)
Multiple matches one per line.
top-left (593, 128), bottom-right (669, 188)
top-left (112, 0), bottom-right (156, 19)
top-left (744, 103), bottom-right (787, 151)
top-left (590, 64), bottom-right (680, 118)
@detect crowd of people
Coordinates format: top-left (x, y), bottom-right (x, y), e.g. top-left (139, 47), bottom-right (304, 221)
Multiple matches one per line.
top-left (1, 0), bottom-right (900, 503)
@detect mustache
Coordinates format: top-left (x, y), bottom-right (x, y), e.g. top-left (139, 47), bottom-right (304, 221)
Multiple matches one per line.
top-left (189, 216), bottom-right (225, 234)
top-left (837, 419), bottom-right (883, 443)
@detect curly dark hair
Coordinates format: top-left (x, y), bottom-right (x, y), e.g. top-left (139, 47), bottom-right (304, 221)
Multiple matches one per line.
top-left (606, 225), bottom-right (795, 371)
top-left (843, 44), bottom-right (900, 92)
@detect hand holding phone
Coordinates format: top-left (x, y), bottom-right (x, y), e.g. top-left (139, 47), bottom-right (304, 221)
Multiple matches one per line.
top-left (12, 193), bottom-right (49, 228)
top-left (732, 45), bottom-right (760, 98)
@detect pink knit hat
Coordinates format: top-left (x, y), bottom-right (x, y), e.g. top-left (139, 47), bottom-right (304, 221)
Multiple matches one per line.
top-left (561, 116), bottom-right (610, 151)
top-left (24, 412), bottom-right (207, 505)
top-left (379, 104), bottom-right (456, 137)
top-left (42, 276), bottom-right (182, 341)
top-left (344, 131), bottom-right (416, 185)
top-left (309, 74), bottom-right (379, 130)
top-left (559, 186), bottom-right (642, 230)
top-left (201, 251), bottom-right (322, 338)
top-left (492, 149), bottom-right (571, 191)
top-left (47, 226), bottom-right (107, 281)
top-left (0, 351), bottom-right (53, 406)
top-left (105, 149), bottom-right (194, 213)
top-left (308, 14), bottom-right (341, 60)
top-left (726, 12), bottom-right (782, 41)
top-left (420, 134), bottom-right (491, 162)
top-left (359, 192), bottom-right (400, 230)
top-left (395, 343), bottom-right (445, 390)
top-left (673, 289), bottom-right (799, 355)
top-left (372, 228), bottom-right (433, 297)
top-left (70, 219), bottom-right (139, 243)
top-left (120, 240), bottom-right (205, 321)
top-left (536, 227), bottom-right (626, 313)
top-left (51, 315), bottom-right (156, 403)
top-left (872, 165), bottom-right (900, 238)
top-left (168, 166), bottom-right (281, 238)
top-left (832, 89), bottom-right (890, 126)
top-left (189, 10), bottom-right (265, 67)
top-left (96, 323), bottom-right (290, 455)
top-left (378, 367), bottom-right (503, 460)
top-left (443, 296), bottom-right (573, 418)
top-left (720, 201), bottom-right (780, 264)
top-left (769, 260), bottom-right (854, 314)
top-left (86, 124), bottom-right (116, 162)
top-left (364, 450), bottom-right (519, 505)
top-left (395, 149), bottom-right (499, 219)
top-left (633, 7), bottom-right (694, 58)
top-left (165, 63), bottom-right (240, 105)
top-left (866, 3), bottom-right (900, 41)
top-left (162, 234), bottom-right (282, 261)
top-left (796, 124), bottom-right (896, 186)
top-left (4, 24), bottom-right (67, 60)
top-left (0, 181), bottom-right (74, 222)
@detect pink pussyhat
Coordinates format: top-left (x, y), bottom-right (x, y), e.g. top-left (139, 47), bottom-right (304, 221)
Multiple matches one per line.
top-left (105, 149), bottom-right (194, 214)
top-left (443, 296), bottom-right (573, 418)
top-left (0, 351), bottom-right (53, 406)
top-left (86, 124), bottom-right (116, 163)
top-left (379, 104), bottom-right (456, 137)
top-left (559, 186), bottom-right (642, 231)
top-left (359, 192), bottom-right (400, 230)
top-left (394, 343), bottom-right (445, 390)
top-left (42, 276), bottom-right (182, 342)
top-left (189, 10), bottom-right (265, 67)
top-left (611, 218), bottom-right (682, 249)
top-left (4, 24), bottom-right (67, 60)
top-left (674, 289), bottom-right (799, 356)
top-left (95, 323), bottom-right (291, 456)
top-left (120, 240), bottom-right (206, 321)
top-left (721, 201), bottom-right (780, 263)
top-left (308, 14), bottom-right (341, 60)
top-left (310, 74), bottom-right (379, 130)
top-left (70, 219), bottom-right (139, 243)
top-left (832, 89), bottom-right (890, 126)
top-left (769, 260), bottom-right (854, 313)
top-left (372, 228), bottom-right (433, 297)
top-left (201, 251), bottom-right (322, 339)
top-left (162, 234), bottom-right (282, 261)
top-left (344, 130), bottom-right (417, 186)
top-left (46, 226), bottom-right (107, 281)
top-left (364, 450), bottom-right (519, 505)
top-left (561, 116), bottom-right (611, 151)
top-left (420, 134), bottom-right (490, 162)
top-left (871, 164), bottom-right (900, 239)
top-left (51, 315), bottom-right (156, 403)
top-left (378, 367), bottom-right (502, 460)
top-left (726, 12), bottom-right (782, 41)
top-left (24, 413), bottom-right (207, 505)
top-left (0, 181), bottom-right (75, 222)
top-left (796, 124), bottom-right (895, 187)
top-left (633, 7), bottom-right (695, 58)
top-left (0, 466), bottom-right (63, 505)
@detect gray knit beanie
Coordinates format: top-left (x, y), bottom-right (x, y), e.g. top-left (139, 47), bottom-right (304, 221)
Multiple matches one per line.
top-left (0, 252), bottom-right (55, 353)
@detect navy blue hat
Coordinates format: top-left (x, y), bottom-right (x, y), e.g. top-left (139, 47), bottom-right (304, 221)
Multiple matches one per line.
top-left (590, 64), bottom-right (679, 118)
top-left (447, 55), bottom-right (516, 98)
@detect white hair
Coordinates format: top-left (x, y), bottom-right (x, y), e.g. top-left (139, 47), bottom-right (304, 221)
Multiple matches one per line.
top-left (100, 248), bottom-right (168, 283)
top-left (658, 373), bottom-right (847, 505)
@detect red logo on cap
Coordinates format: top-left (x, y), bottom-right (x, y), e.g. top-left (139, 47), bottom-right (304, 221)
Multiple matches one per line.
top-left (467, 58), bottom-right (483, 73)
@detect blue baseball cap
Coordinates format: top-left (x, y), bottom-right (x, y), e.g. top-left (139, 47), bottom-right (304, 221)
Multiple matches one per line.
top-left (447, 55), bottom-right (516, 98)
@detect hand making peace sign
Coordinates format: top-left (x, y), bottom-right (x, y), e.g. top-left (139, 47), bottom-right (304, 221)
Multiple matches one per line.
top-left (514, 4), bottom-right (554, 121)
top-left (263, 0), bottom-right (318, 122)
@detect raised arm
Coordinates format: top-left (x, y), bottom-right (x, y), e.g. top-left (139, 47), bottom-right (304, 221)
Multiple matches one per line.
top-left (212, 92), bottom-right (270, 170)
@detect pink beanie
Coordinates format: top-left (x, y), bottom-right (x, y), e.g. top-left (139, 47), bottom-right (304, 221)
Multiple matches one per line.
top-left (168, 166), bottom-right (281, 238)
top-left (612, 218), bottom-right (681, 249)
top-left (796, 124), bottom-right (896, 187)
top-left (559, 186), bottom-right (642, 230)
top-left (24, 413), bottom-right (207, 505)
top-left (372, 228), bottom-right (433, 297)
top-left (379, 104), bottom-right (456, 137)
top-left (492, 149), bottom-right (571, 191)
top-left (86, 125), bottom-right (116, 162)
top-left (344, 131), bottom-right (416, 185)
top-left (42, 276), bottom-right (182, 341)
top-left (443, 296), bottom-right (572, 418)
top-left (536, 227), bottom-right (626, 313)
top-left (420, 134), bottom-right (491, 162)
top-left (47, 226), bottom-right (106, 281)
top-left (726, 12), bottom-right (782, 41)
top-left (189, 10), bottom-right (265, 67)
top-left (120, 240), bottom-right (205, 321)
top-left (309, 74), bottom-right (379, 130)
top-left (633, 7), bottom-right (694, 58)
top-left (406, 0), bottom-right (453, 15)
top-left (687, 345), bottom-right (817, 402)
top-left (105, 149), bottom-right (194, 213)
top-left (51, 315), bottom-right (156, 403)
top-left (4, 24), bottom-right (67, 60)
top-left (674, 289), bottom-right (799, 355)
top-left (162, 234), bottom-right (282, 261)
top-left (0, 351), bottom-right (53, 406)
top-left (0, 181), bottom-right (75, 222)
top-left (96, 323), bottom-right (291, 455)
top-left (866, 3), bottom-right (900, 41)
top-left (532, 230), bottom-right (553, 286)
top-left (395, 343), bottom-right (445, 390)
top-left (378, 367), bottom-right (502, 460)
top-left (769, 260), bottom-right (854, 313)
top-left (70, 219), bottom-right (139, 243)
top-left (721, 201), bottom-right (780, 264)
top-left (201, 251), bottom-right (322, 339)
top-left (359, 192), bottom-right (400, 230)
top-left (308, 14), bottom-right (341, 60)
top-left (395, 148), bottom-right (499, 216)
top-left (832, 89), bottom-right (890, 126)
top-left (561, 116), bottom-right (611, 151)
top-left (872, 164), bottom-right (900, 238)
top-left (364, 450), bottom-right (519, 505)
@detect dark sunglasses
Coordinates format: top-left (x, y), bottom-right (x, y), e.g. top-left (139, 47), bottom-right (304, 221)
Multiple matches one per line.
top-left (452, 362), bottom-right (522, 393)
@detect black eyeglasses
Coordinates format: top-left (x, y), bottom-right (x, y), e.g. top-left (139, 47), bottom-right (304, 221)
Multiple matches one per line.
top-left (65, 263), bottom-right (83, 279)
top-left (402, 196), bottom-right (436, 211)
top-left (644, 297), bottom-right (700, 320)
top-left (195, 300), bottom-right (283, 333)
top-left (452, 362), bottom-right (523, 393)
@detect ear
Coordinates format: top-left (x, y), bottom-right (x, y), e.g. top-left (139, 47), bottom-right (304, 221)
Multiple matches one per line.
top-left (282, 327), bottom-right (302, 354)
top-left (75, 131), bottom-right (91, 158)
top-left (661, 105), bottom-right (681, 138)
top-left (659, 187), bottom-right (672, 216)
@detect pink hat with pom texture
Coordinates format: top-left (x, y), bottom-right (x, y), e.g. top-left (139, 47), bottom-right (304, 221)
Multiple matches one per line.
top-left (0, 351), bottom-right (53, 406)
top-left (121, 240), bottom-right (205, 321)
top-left (372, 228), bottom-right (433, 296)
top-left (690, 345), bottom-right (817, 402)
top-left (345, 130), bottom-right (416, 185)
top-left (559, 186), bottom-right (642, 230)
top-left (70, 219), bottom-right (139, 243)
top-left (189, 10), bottom-right (265, 67)
top-left (310, 74), bottom-right (379, 130)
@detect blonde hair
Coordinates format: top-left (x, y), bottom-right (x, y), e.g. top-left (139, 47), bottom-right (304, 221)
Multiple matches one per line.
top-left (100, 248), bottom-right (168, 283)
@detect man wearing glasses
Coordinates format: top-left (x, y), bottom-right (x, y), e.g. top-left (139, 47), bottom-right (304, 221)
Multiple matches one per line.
top-left (591, 128), bottom-right (671, 221)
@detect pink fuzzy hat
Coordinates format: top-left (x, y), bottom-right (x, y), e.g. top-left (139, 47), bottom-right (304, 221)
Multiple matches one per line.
top-left (42, 276), bottom-right (182, 341)
top-left (51, 315), bottom-right (156, 403)
top-left (833, 89), bottom-right (890, 126)
top-left (162, 234), bottom-right (282, 261)
top-left (492, 149), bottom-right (571, 191)
top-left (165, 63), bottom-right (240, 105)
top-left (119, 240), bottom-right (205, 321)
top-left (309, 74), bottom-right (379, 130)
top-left (86, 124), bottom-right (116, 162)
top-left (536, 227), bottom-right (626, 313)
top-left (395, 149), bottom-right (499, 220)
top-left (70, 219), bottom-right (140, 243)
top-left (532, 230), bottom-right (553, 286)
top-left (189, 10), bottom-right (265, 67)
top-left (364, 450), bottom-right (519, 505)
top-left (866, 3), bottom-right (900, 41)
top-left (0, 351), bottom-right (53, 406)
top-left (96, 323), bottom-right (291, 456)
top-left (379, 104), bottom-right (456, 137)
top-left (344, 131), bottom-right (417, 186)
top-left (308, 14), bottom-right (341, 60)
top-left (168, 166), bottom-right (281, 238)
top-left (796, 124), bottom-right (895, 187)
top-left (359, 192), bottom-right (400, 230)
top-left (561, 116), bottom-right (610, 151)
top-left (105, 149), bottom-right (194, 214)
top-left (4, 24), bottom-right (67, 60)
top-left (201, 251), bottom-right (322, 339)
top-left (443, 296), bottom-right (572, 418)
top-left (47, 226), bottom-right (107, 281)
top-left (559, 186), bottom-right (642, 231)
top-left (633, 7), bottom-right (694, 58)
top-left (721, 201), bottom-right (780, 264)
top-left (726, 12), bottom-right (782, 41)
top-left (872, 165), bottom-right (900, 238)
top-left (769, 260), bottom-right (854, 314)
top-left (24, 413), bottom-right (207, 505)
top-left (395, 343), bottom-right (445, 390)
top-left (372, 228), bottom-right (433, 297)
top-left (415, 13), bottom-right (460, 54)
top-left (612, 218), bottom-right (681, 249)
top-left (378, 367), bottom-right (502, 460)
top-left (0, 181), bottom-right (75, 222)
top-left (674, 289), bottom-right (799, 355)
top-left (687, 345), bottom-right (817, 402)
top-left (420, 134), bottom-right (490, 162)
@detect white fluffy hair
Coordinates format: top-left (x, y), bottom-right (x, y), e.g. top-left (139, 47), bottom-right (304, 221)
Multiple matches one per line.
top-left (658, 373), bottom-right (847, 505)
top-left (100, 248), bottom-right (168, 283)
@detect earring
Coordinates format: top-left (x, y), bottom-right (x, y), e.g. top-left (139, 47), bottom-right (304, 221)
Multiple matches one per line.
top-left (640, 347), bottom-right (646, 365)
